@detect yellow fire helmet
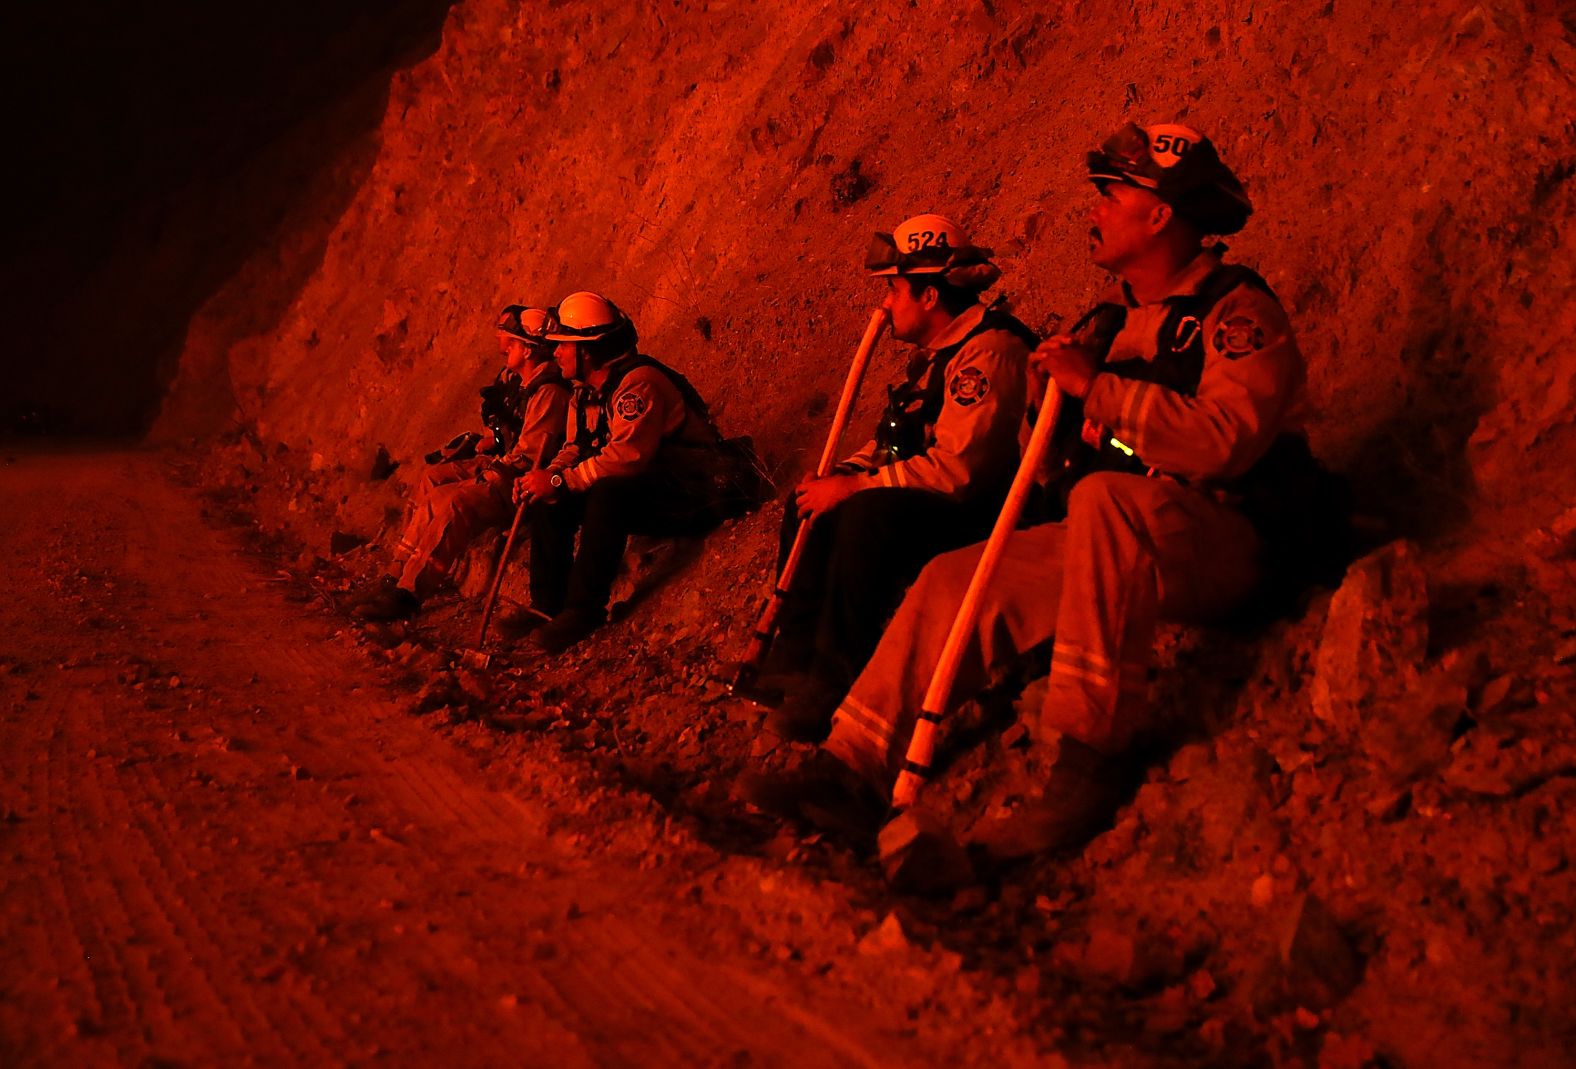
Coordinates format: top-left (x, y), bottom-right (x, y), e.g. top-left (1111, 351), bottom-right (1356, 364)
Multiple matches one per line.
top-left (865, 213), bottom-right (1001, 291)
top-left (543, 291), bottom-right (629, 342)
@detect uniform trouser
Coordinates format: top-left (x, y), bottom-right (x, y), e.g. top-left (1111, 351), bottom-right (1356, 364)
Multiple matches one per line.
top-left (770, 488), bottom-right (1000, 690)
top-left (528, 469), bottom-right (717, 618)
top-left (392, 458), bottom-right (515, 599)
top-left (822, 473), bottom-right (1262, 786)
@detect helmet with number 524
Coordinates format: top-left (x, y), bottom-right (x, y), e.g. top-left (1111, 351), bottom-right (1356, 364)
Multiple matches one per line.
top-left (1086, 122), bottom-right (1253, 235)
top-left (864, 212), bottom-right (1001, 292)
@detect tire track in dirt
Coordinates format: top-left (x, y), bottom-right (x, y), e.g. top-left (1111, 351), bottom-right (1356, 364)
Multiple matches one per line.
top-left (38, 487), bottom-right (274, 1057)
top-left (42, 695), bottom-right (165, 1060)
top-left (96, 705), bottom-right (343, 1063)
top-left (71, 696), bottom-right (262, 1061)
top-left (95, 475), bottom-right (550, 1067)
top-left (2, 451), bottom-right (969, 1068)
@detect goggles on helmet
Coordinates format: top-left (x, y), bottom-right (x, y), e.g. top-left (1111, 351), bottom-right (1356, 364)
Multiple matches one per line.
top-left (497, 305), bottom-right (556, 345)
top-left (544, 292), bottom-right (628, 342)
top-left (496, 305), bottom-right (531, 340)
top-left (864, 231), bottom-right (958, 276)
top-left (1086, 123), bottom-right (1168, 190)
top-left (547, 322), bottom-right (613, 340)
top-left (1084, 121), bottom-right (1252, 234)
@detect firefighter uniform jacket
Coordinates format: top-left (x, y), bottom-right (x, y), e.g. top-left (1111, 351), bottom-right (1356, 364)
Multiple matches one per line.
top-left (545, 353), bottom-right (716, 493)
top-left (822, 249), bottom-right (1310, 781)
top-left (838, 301), bottom-right (1034, 501)
top-left (1077, 248), bottom-right (1305, 483)
top-left (496, 360), bottom-right (572, 474)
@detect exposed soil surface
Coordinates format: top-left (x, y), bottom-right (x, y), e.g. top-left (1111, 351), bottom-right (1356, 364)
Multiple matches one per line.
top-left (0, 450), bottom-right (1037, 1068)
top-left (5, 441), bottom-right (1576, 1069)
top-left (14, 1), bottom-right (1576, 1066)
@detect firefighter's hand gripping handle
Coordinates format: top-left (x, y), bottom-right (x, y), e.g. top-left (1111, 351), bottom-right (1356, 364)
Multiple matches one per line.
top-left (732, 307), bottom-right (889, 689)
top-left (891, 379), bottom-right (1064, 810)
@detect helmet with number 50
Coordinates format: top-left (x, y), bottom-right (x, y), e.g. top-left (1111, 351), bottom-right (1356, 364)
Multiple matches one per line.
top-left (865, 212), bottom-right (1001, 292)
top-left (1087, 122), bottom-right (1253, 235)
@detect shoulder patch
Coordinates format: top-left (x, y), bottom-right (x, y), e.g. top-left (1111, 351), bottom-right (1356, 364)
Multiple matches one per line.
top-left (948, 367), bottom-right (990, 407)
top-left (613, 391), bottom-right (648, 420)
top-left (1212, 315), bottom-right (1265, 359)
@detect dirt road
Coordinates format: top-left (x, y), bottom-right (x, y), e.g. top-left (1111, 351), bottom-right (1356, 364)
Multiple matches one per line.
top-left (0, 451), bottom-right (1005, 1067)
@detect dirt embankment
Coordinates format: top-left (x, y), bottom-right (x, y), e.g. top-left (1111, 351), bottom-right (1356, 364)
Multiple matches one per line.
top-left (156, 0), bottom-right (1575, 539)
top-left (127, 1), bottom-right (1576, 1066)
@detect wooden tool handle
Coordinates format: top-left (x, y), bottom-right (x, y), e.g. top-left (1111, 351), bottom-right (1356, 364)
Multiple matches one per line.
top-left (814, 307), bottom-right (888, 478)
top-left (891, 379), bottom-right (1064, 809)
top-left (733, 307), bottom-right (888, 687)
top-left (474, 499), bottom-right (529, 648)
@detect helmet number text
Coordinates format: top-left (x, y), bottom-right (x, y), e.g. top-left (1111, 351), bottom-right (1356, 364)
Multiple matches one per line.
top-left (905, 230), bottom-right (951, 251)
top-left (1151, 133), bottom-right (1192, 157)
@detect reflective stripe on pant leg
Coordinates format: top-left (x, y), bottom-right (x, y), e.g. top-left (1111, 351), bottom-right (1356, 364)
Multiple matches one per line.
top-left (398, 459), bottom-right (482, 564)
top-left (824, 693), bottom-right (899, 785)
top-left (1048, 642), bottom-right (1116, 688)
top-left (1043, 474), bottom-right (1260, 754)
top-left (394, 500), bottom-right (436, 564)
top-left (396, 490), bottom-right (449, 589)
top-left (400, 479), bottom-right (508, 598)
top-left (1042, 472), bottom-right (1161, 755)
top-left (823, 524), bottom-right (1068, 787)
top-left (821, 542), bottom-right (981, 787)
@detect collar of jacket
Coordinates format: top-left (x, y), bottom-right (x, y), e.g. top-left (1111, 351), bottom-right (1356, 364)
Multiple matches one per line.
top-left (587, 351), bottom-right (643, 397)
top-left (918, 300), bottom-right (987, 354)
top-left (1100, 245), bottom-right (1230, 308)
top-left (521, 359), bottom-right (563, 392)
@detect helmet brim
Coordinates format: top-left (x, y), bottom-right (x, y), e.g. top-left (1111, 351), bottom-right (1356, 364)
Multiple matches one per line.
top-left (543, 322), bottom-right (619, 342)
top-left (1087, 163), bottom-right (1160, 190)
top-left (500, 328), bottom-right (555, 344)
top-left (864, 230), bottom-right (992, 278)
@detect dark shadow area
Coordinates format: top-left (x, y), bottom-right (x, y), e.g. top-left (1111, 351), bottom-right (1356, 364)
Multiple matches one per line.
top-left (0, 0), bottom-right (456, 439)
top-left (1336, 219), bottom-right (1496, 547)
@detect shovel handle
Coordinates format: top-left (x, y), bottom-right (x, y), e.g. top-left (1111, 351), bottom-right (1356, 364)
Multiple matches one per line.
top-left (891, 379), bottom-right (1064, 809)
top-left (734, 307), bottom-right (888, 686)
top-left (474, 498), bottom-right (529, 648)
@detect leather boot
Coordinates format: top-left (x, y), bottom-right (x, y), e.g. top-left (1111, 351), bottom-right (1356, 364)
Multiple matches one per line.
top-left (967, 733), bottom-right (1133, 861)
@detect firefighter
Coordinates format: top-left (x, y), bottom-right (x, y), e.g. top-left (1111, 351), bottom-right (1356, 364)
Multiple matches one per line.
top-left (755, 213), bottom-right (1036, 743)
top-left (354, 306), bottom-right (570, 621)
top-left (746, 122), bottom-right (1312, 859)
top-left (513, 291), bottom-right (742, 653)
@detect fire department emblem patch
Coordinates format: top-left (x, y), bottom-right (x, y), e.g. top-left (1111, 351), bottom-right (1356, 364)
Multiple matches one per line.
top-left (613, 392), bottom-right (647, 420)
top-left (1213, 315), bottom-right (1264, 359)
top-left (948, 367), bottom-right (990, 407)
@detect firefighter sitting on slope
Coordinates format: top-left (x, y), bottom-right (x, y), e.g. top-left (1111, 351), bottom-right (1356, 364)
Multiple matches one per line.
top-left (513, 291), bottom-right (756, 653)
top-left (750, 214), bottom-right (1036, 744)
top-left (353, 305), bottom-right (570, 622)
top-left (746, 122), bottom-right (1318, 861)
